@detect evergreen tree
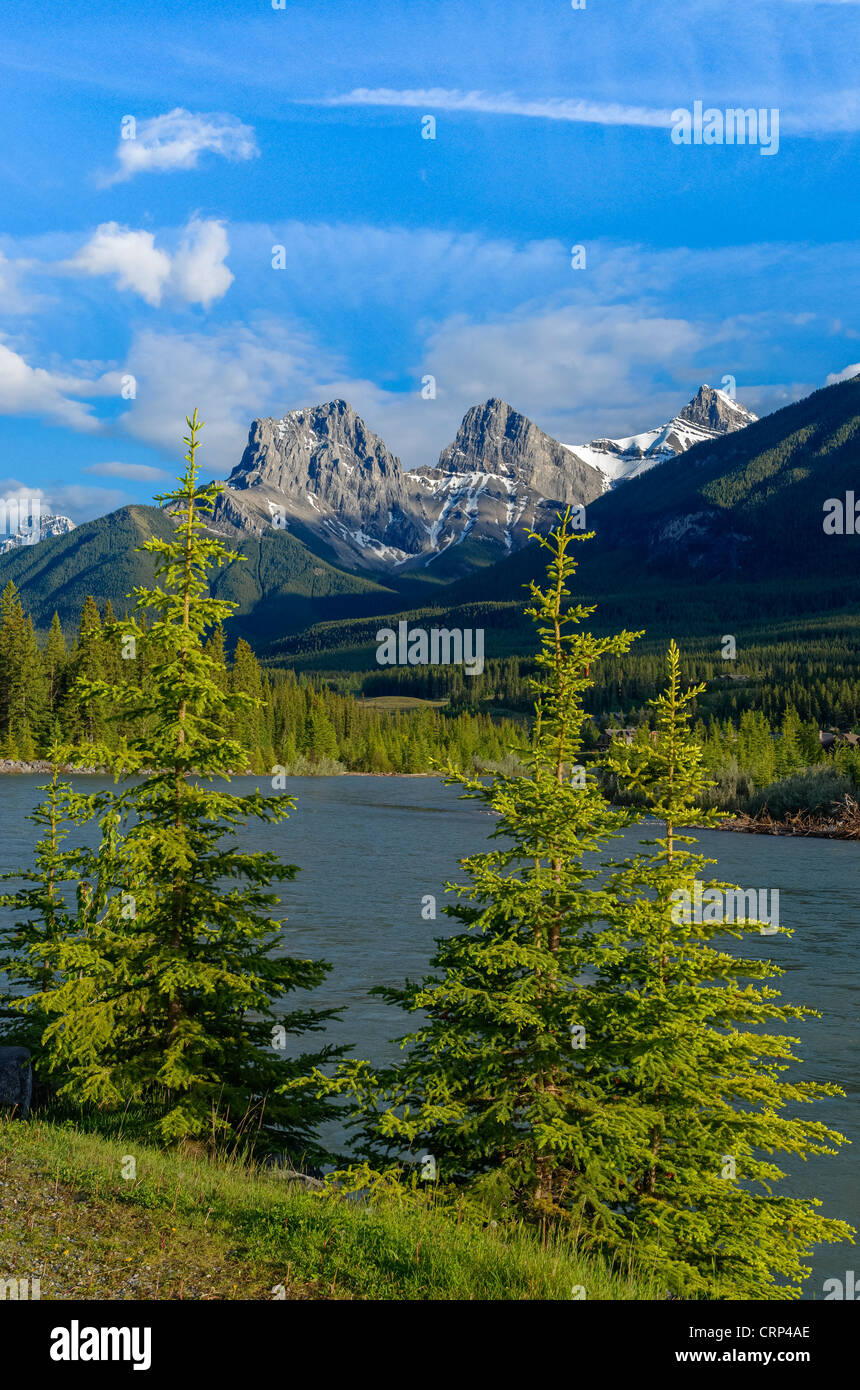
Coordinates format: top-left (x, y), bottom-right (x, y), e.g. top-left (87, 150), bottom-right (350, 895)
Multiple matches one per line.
top-left (597, 642), bottom-right (853, 1296)
top-left (24, 412), bottom-right (345, 1154)
top-left (44, 612), bottom-right (67, 717)
top-left (70, 595), bottom-right (107, 745)
top-left (205, 621), bottom-right (228, 692)
top-left (305, 702), bottom-right (339, 765)
top-left (326, 513), bottom-right (642, 1219)
top-left (0, 580), bottom-right (48, 749)
top-left (231, 637), bottom-right (265, 764)
top-left (0, 751), bottom-right (92, 1068)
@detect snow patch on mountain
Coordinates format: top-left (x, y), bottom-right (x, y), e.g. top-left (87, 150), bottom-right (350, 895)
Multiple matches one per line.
top-left (565, 385), bottom-right (757, 487)
top-left (0, 513), bottom-right (76, 555)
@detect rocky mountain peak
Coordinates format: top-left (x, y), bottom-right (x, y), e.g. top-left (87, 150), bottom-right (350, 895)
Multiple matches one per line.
top-left (436, 398), bottom-right (605, 503)
top-left (227, 398), bottom-right (404, 495)
top-left (203, 385), bottom-right (758, 577)
top-left (211, 400), bottom-right (426, 566)
top-left (0, 512), bottom-right (76, 555)
top-left (676, 384), bottom-right (757, 434)
top-left (570, 383), bottom-right (758, 486)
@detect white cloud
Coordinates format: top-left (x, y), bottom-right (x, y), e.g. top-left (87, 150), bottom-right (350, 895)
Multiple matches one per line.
top-left (733, 380), bottom-right (817, 417)
top-left (401, 304), bottom-right (707, 456)
top-left (320, 84), bottom-right (860, 138)
top-left (319, 88), bottom-right (674, 129)
top-left (0, 341), bottom-right (119, 431)
top-left (0, 477), bottom-right (132, 524)
top-left (83, 462), bottom-right (171, 481)
top-left (66, 224), bottom-right (171, 306)
top-left (168, 219), bottom-right (234, 308)
top-left (64, 219), bottom-right (233, 307)
top-left (119, 321), bottom-right (328, 469)
top-left (826, 363), bottom-right (860, 384)
top-left (100, 107), bottom-right (258, 185)
top-left (0, 251), bottom-right (39, 314)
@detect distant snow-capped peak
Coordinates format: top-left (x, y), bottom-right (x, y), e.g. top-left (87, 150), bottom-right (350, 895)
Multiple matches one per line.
top-left (564, 384), bottom-right (757, 487)
top-left (0, 512), bottom-right (76, 555)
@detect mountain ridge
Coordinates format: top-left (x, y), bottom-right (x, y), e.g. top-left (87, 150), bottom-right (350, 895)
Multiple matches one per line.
top-left (203, 385), bottom-right (751, 577)
top-left (565, 384), bottom-right (757, 485)
top-left (3, 376), bottom-right (852, 665)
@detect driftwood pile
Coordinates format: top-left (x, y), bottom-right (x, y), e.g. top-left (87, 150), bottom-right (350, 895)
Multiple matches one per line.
top-left (721, 795), bottom-right (860, 841)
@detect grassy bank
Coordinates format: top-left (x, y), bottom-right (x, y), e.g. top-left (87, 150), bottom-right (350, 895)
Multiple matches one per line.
top-left (0, 1118), bottom-right (660, 1301)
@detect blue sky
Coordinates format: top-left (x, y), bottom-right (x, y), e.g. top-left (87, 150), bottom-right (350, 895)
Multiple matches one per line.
top-left (1, 0), bottom-right (859, 521)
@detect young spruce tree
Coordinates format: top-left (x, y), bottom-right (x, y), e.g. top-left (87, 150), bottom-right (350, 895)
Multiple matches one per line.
top-left (0, 750), bottom-right (93, 1065)
top-left (594, 641), bottom-right (853, 1296)
top-left (329, 512), bottom-right (644, 1221)
top-left (23, 412), bottom-right (344, 1155)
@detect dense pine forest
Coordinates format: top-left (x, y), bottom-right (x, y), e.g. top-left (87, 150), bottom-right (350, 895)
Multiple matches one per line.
top-left (3, 574), bottom-right (860, 815)
top-left (0, 580), bottom-right (519, 776)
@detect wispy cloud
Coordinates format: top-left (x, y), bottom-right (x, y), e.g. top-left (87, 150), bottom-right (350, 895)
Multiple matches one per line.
top-left (0, 341), bottom-right (119, 431)
top-left (826, 362), bottom-right (860, 384)
top-left (318, 88), bottom-right (674, 129)
top-left (0, 251), bottom-right (41, 315)
top-left (98, 107), bottom-right (259, 186)
top-left (83, 461), bottom-right (171, 481)
top-left (118, 321), bottom-right (330, 468)
top-left (0, 477), bottom-right (132, 524)
top-left (320, 84), bottom-right (860, 136)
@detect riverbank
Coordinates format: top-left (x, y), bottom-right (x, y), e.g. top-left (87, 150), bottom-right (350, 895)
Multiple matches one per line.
top-left (0, 759), bottom-right (113, 776)
top-left (720, 795), bottom-right (860, 841)
top-left (5, 760), bottom-right (859, 841)
top-left (0, 1118), bottom-right (656, 1301)
top-left (0, 760), bottom-right (438, 778)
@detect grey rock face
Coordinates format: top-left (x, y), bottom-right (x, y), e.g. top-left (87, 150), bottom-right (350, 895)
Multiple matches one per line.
top-left (436, 398), bottom-right (603, 503)
top-left (209, 399), bottom-right (429, 570)
top-left (0, 1046), bottom-right (32, 1118)
top-left (676, 384), bottom-right (756, 435)
top-left (201, 396), bottom-right (627, 576)
top-left (406, 398), bottom-right (605, 570)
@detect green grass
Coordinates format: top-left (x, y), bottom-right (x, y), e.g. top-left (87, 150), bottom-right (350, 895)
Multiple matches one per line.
top-left (0, 1117), bottom-right (661, 1301)
top-left (360, 695), bottom-right (449, 712)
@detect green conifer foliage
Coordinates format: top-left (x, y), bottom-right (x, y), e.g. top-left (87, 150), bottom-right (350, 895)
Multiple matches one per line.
top-left (0, 580), bottom-right (48, 749)
top-left (597, 642), bottom-right (853, 1296)
top-left (0, 750), bottom-right (90, 1066)
top-left (23, 412), bottom-right (345, 1154)
top-left (328, 513), bottom-right (643, 1219)
top-left (44, 612), bottom-right (68, 717)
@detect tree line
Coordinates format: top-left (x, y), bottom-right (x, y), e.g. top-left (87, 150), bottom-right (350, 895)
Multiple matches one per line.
top-left (357, 648), bottom-right (860, 811)
top-left (0, 582), bottom-right (518, 775)
top-left (359, 641), bottom-right (860, 730)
